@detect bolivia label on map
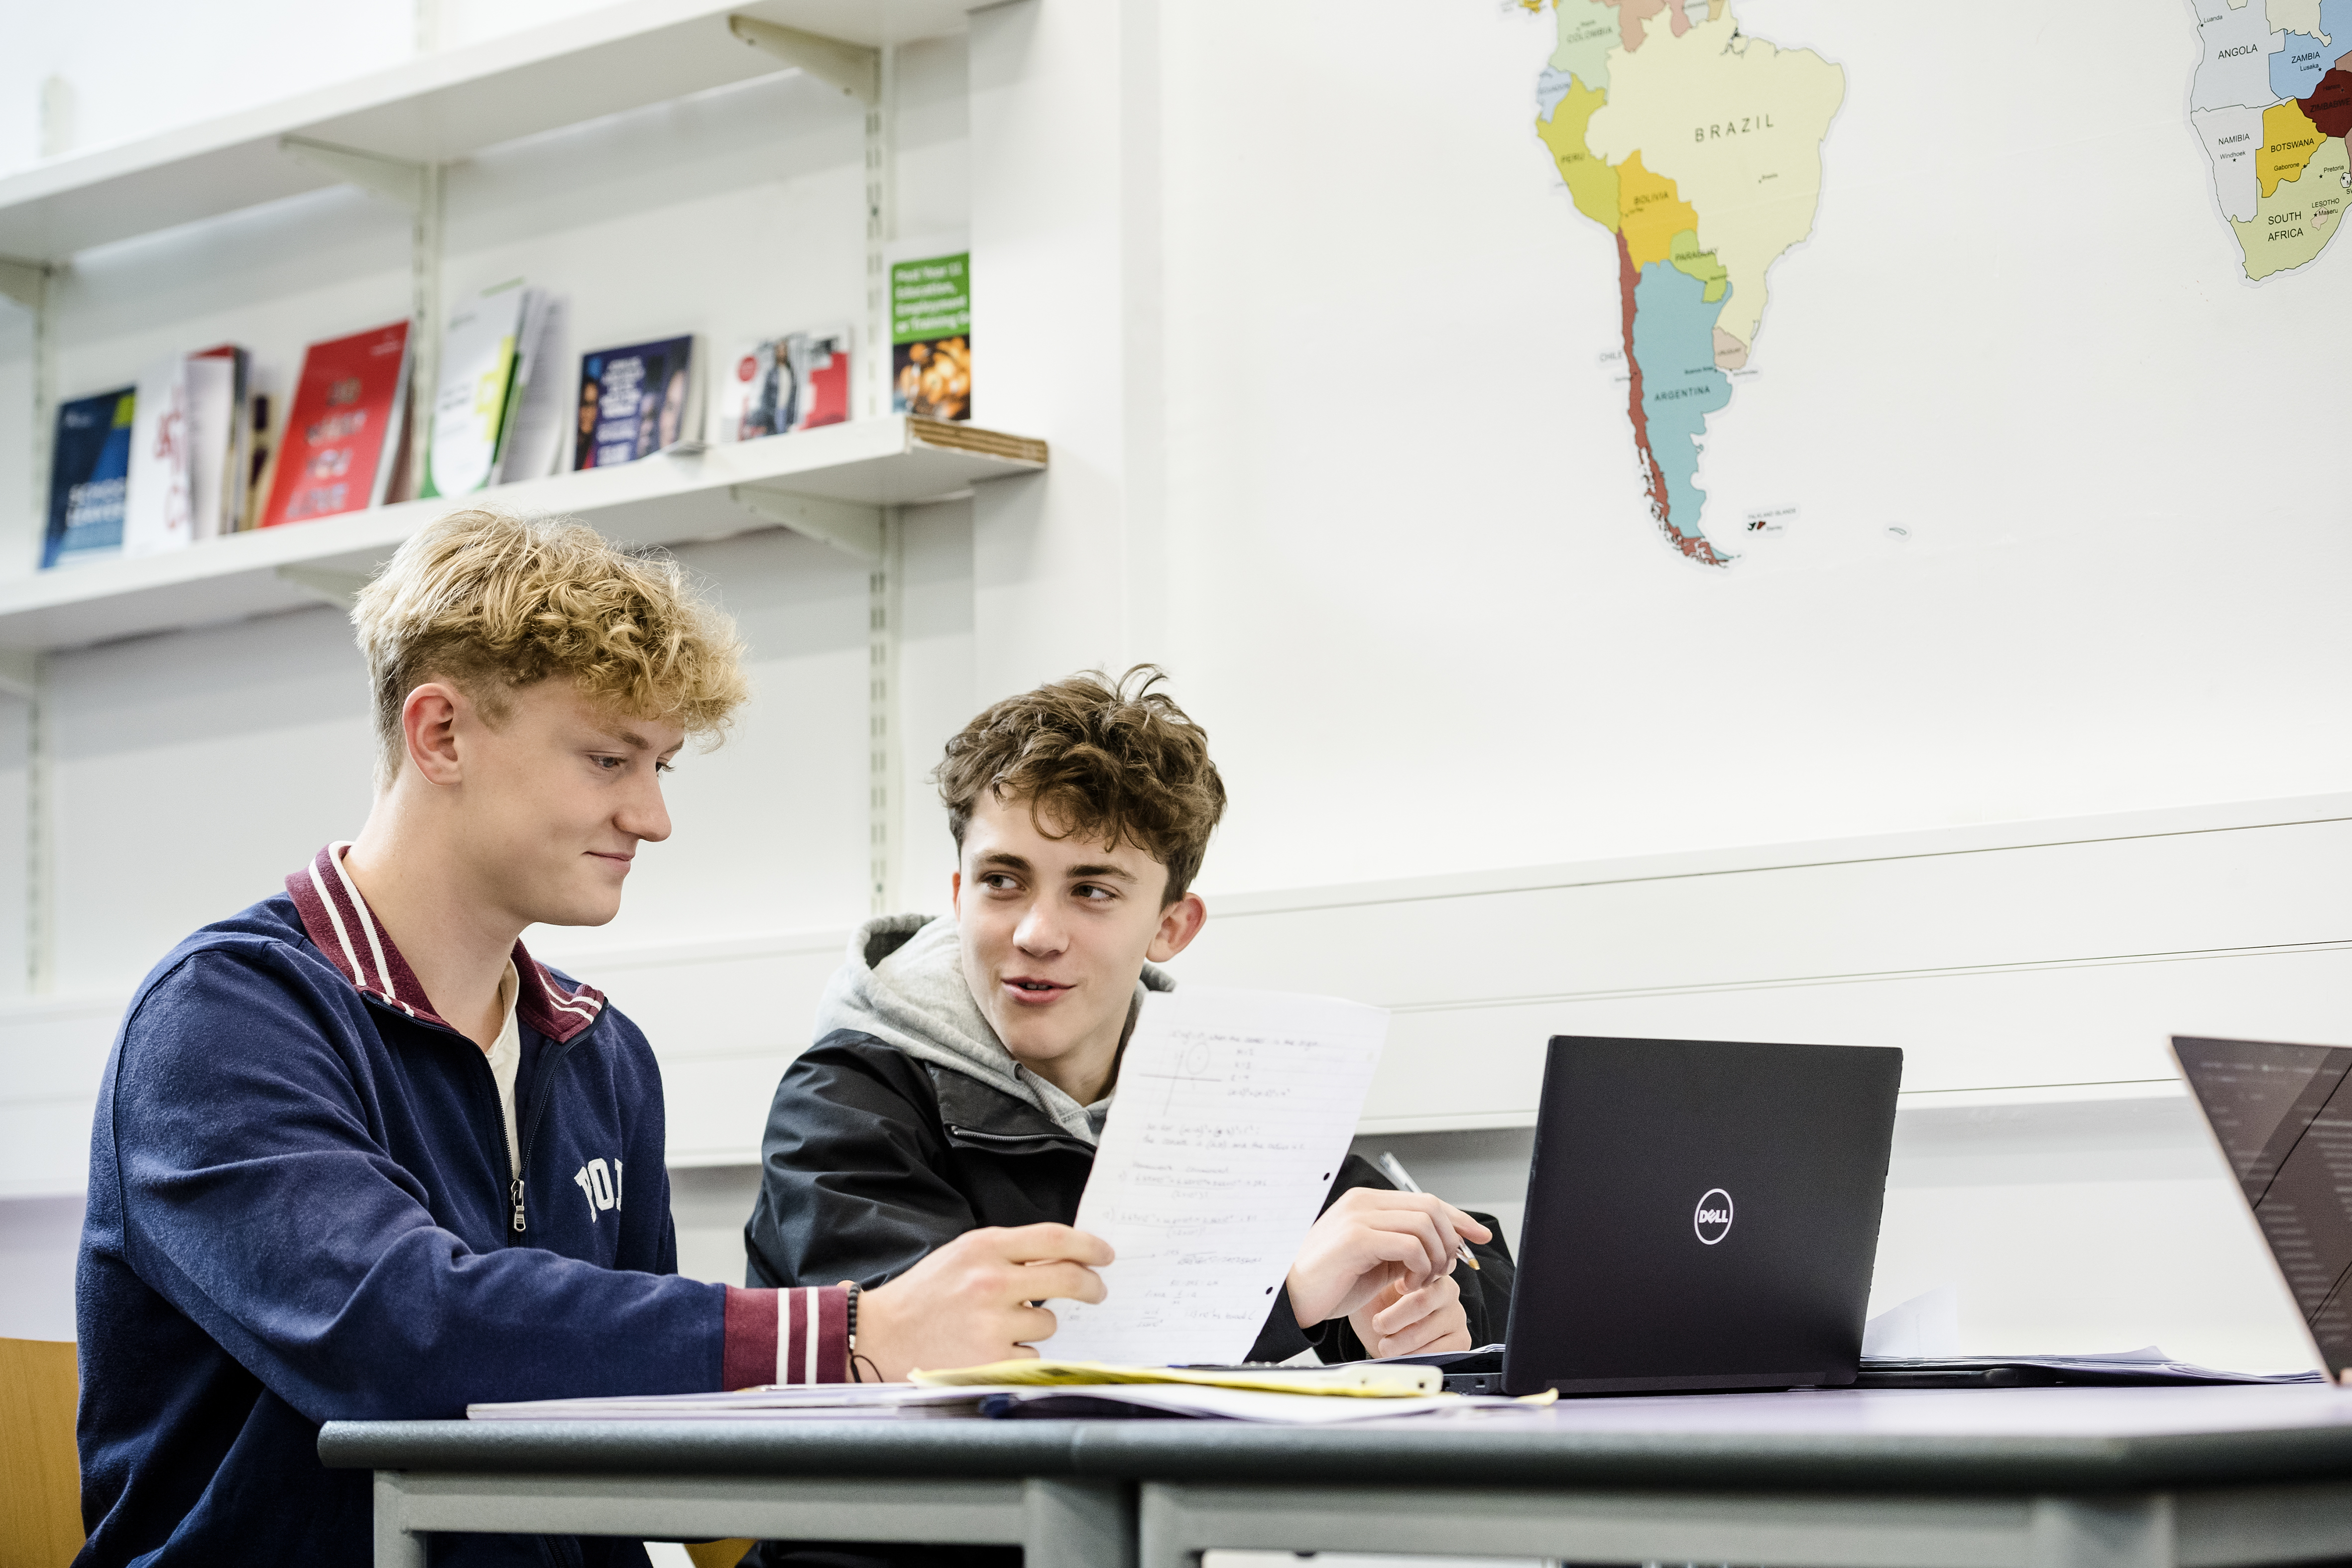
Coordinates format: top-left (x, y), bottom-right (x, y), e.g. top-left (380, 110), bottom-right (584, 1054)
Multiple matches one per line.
top-left (2187, 0), bottom-right (2352, 282)
top-left (1527, 0), bottom-right (1844, 566)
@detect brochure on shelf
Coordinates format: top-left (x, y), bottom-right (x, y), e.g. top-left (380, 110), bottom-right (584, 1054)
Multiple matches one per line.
top-left (182, 355), bottom-right (238, 542)
top-left (40, 387), bottom-right (136, 569)
top-left (424, 283), bottom-right (541, 498)
top-left (889, 235), bottom-right (970, 423)
top-left (189, 344), bottom-right (251, 537)
top-left (495, 293), bottom-right (567, 483)
top-left (573, 335), bottom-right (701, 468)
top-left (716, 326), bottom-right (853, 443)
top-left (257, 320), bottom-right (413, 529)
top-left (122, 354), bottom-right (194, 558)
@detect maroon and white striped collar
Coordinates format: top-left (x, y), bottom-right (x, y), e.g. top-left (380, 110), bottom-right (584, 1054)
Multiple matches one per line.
top-left (285, 843), bottom-right (606, 1044)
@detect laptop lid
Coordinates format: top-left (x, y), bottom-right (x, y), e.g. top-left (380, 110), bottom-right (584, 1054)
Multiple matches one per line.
top-left (1502, 1034), bottom-right (1903, 1397)
top-left (2172, 1035), bottom-right (2352, 1384)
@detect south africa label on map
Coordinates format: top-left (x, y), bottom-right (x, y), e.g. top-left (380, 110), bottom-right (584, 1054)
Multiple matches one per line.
top-left (1519, 0), bottom-right (1844, 565)
top-left (2188, 0), bottom-right (2352, 281)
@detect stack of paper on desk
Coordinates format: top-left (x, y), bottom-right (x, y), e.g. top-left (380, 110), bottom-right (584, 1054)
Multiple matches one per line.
top-left (969, 1385), bottom-right (1536, 1423)
top-left (909, 1358), bottom-right (1441, 1396)
top-left (468, 1382), bottom-right (1538, 1425)
top-left (470, 1386), bottom-right (988, 1421)
top-left (1857, 1346), bottom-right (2327, 1388)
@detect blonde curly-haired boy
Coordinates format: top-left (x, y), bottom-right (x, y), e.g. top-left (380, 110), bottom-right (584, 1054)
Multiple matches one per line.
top-left (74, 511), bottom-right (1105, 1568)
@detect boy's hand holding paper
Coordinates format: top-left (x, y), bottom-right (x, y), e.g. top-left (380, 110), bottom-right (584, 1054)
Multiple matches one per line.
top-left (858, 1222), bottom-right (1113, 1381)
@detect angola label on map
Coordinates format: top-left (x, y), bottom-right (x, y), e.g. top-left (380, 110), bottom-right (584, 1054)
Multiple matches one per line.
top-left (1524, 0), bottom-right (1844, 566)
top-left (2187, 0), bottom-right (2352, 282)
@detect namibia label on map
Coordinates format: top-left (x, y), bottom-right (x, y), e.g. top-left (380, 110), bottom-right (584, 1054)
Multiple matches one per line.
top-left (1523, 0), bottom-right (1844, 566)
top-left (2186, 0), bottom-right (2352, 282)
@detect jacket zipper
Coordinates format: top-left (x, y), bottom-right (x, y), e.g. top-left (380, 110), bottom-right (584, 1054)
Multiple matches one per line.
top-left (505, 1030), bottom-right (587, 1240)
top-left (365, 996), bottom-right (593, 1242)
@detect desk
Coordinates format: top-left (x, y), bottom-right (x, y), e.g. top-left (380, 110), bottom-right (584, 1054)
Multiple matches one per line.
top-left (320, 1384), bottom-right (2352, 1568)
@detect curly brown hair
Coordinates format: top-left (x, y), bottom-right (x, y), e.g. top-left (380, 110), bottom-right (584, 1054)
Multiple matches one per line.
top-left (352, 509), bottom-right (749, 789)
top-left (936, 666), bottom-right (1226, 904)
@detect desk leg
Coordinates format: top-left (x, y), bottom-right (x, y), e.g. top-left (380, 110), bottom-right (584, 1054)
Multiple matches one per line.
top-left (2027, 1497), bottom-right (2172, 1568)
top-left (1025, 1477), bottom-right (1136, 1568)
top-left (1137, 1485), bottom-right (1200, 1568)
top-left (373, 1472), bottom-right (427, 1568)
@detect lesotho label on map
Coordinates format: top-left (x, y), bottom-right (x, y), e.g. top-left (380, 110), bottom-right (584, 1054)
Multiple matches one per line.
top-left (1519, 0), bottom-right (1844, 568)
top-left (2187, 0), bottom-right (2352, 281)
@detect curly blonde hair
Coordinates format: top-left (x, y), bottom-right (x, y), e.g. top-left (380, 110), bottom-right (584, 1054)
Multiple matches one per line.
top-left (936, 666), bottom-right (1226, 904)
top-left (352, 509), bottom-right (749, 788)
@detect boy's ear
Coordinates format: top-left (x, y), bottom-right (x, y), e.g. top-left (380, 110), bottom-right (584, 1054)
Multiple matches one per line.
top-left (401, 682), bottom-right (467, 786)
top-left (1146, 891), bottom-right (1207, 964)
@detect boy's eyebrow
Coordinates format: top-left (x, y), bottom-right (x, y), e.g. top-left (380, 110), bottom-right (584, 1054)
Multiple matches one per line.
top-left (1064, 863), bottom-right (1137, 883)
top-left (975, 851), bottom-right (1034, 873)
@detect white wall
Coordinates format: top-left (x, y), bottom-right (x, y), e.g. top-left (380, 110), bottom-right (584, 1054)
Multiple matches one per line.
top-left (1146, 0), bottom-right (2350, 894)
top-left (0, 0), bottom-right (2345, 1384)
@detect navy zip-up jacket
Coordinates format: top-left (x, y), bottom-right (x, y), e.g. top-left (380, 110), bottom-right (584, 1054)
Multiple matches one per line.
top-left (76, 845), bottom-right (847, 1568)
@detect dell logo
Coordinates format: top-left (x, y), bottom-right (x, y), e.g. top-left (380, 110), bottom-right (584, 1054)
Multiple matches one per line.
top-left (1693, 1188), bottom-right (1734, 1244)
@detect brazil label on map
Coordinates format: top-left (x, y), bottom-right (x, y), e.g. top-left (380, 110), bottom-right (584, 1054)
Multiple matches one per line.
top-left (1524, 0), bottom-right (1844, 565)
top-left (2187, 0), bottom-right (2352, 281)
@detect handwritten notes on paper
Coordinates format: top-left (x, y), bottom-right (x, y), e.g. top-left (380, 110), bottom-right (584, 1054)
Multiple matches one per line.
top-left (1044, 987), bottom-right (1389, 1365)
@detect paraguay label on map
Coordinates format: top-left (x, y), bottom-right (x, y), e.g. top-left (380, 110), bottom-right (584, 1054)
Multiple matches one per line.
top-left (1524, 0), bottom-right (1844, 566)
top-left (2187, 0), bottom-right (2352, 281)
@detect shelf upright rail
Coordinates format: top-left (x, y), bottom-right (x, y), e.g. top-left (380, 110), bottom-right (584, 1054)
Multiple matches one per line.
top-left (867, 44), bottom-right (900, 913)
top-left (0, 255), bottom-right (51, 990)
top-left (727, 12), bottom-right (904, 910)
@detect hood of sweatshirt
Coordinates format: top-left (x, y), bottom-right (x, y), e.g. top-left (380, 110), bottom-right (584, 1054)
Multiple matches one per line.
top-left (812, 912), bottom-right (1175, 1145)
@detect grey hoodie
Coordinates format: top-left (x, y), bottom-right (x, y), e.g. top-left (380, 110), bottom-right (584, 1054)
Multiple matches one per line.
top-left (811, 912), bottom-right (1176, 1146)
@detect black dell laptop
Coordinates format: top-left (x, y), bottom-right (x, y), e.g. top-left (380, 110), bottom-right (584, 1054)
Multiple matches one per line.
top-left (1501, 1034), bottom-right (1903, 1396)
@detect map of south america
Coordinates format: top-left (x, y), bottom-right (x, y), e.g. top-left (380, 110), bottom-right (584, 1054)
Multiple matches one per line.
top-left (1527, 0), bottom-right (1844, 565)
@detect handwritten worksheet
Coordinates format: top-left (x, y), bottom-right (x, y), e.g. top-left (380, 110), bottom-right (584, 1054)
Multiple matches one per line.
top-left (1045, 986), bottom-right (1389, 1365)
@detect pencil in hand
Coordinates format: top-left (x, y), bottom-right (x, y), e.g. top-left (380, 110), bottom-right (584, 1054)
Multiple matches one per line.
top-left (1375, 1151), bottom-right (1480, 1271)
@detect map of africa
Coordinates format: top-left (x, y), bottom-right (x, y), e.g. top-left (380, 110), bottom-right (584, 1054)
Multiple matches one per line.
top-left (1525, 0), bottom-right (1843, 565)
top-left (2188, 0), bottom-right (2352, 280)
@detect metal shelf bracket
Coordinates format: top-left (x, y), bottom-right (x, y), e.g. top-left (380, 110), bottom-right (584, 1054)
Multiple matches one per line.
top-left (727, 15), bottom-right (879, 104)
top-left (727, 486), bottom-right (884, 563)
top-left (277, 136), bottom-right (433, 213)
top-left (275, 565), bottom-right (374, 610)
top-left (0, 255), bottom-right (46, 312)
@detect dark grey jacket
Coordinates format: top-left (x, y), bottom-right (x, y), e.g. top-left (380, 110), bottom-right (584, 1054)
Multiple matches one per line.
top-left (744, 1030), bottom-right (1516, 1362)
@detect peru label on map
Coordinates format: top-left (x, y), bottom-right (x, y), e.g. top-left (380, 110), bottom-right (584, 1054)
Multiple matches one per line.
top-left (1525, 0), bottom-right (1844, 566)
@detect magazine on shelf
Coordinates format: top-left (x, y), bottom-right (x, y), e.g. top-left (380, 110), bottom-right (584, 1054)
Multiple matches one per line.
top-left (423, 283), bottom-right (541, 499)
top-left (122, 354), bottom-right (194, 557)
top-left (41, 387), bottom-right (136, 569)
top-left (241, 389), bottom-right (275, 530)
top-left (572, 335), bottom-right (700, 469)
top-left (257, 320), bottom-right (414, 529)
top-left (495, 294), bottom-right (568, 484)
top-left (189, 343), bottom-right (252, 536)
top-left (182, 353), bottom-right (239, 542)
top-left (889, 239), bottom-right (970, 423)
top-left (715, 326), bottom-right (852, 443)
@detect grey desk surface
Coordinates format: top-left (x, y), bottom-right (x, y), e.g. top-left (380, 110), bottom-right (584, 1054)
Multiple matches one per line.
top-left (320, 1385), bottom-right (2352, 1493)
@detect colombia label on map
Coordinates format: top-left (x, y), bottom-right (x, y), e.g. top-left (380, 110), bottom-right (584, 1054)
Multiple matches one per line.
top-left (2188, 0), bottom-right (2352, 281)
top-left (1523, 0), bottom-right (1844, 567)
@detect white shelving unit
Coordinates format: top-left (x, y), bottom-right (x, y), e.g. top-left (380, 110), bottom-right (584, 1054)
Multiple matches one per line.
top-left (0, 416), bottom-right (1044, 654)
top-left (0, 0), bottom-right (1029, 987)
top-left (0, 0), bottom-right (970, 261)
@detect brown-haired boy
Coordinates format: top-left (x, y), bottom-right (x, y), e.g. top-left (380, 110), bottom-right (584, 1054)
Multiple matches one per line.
top-left (75, 511), bottom-right (1107, 1568)
top-left (746, 668), bottom-right (1515, 1377)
